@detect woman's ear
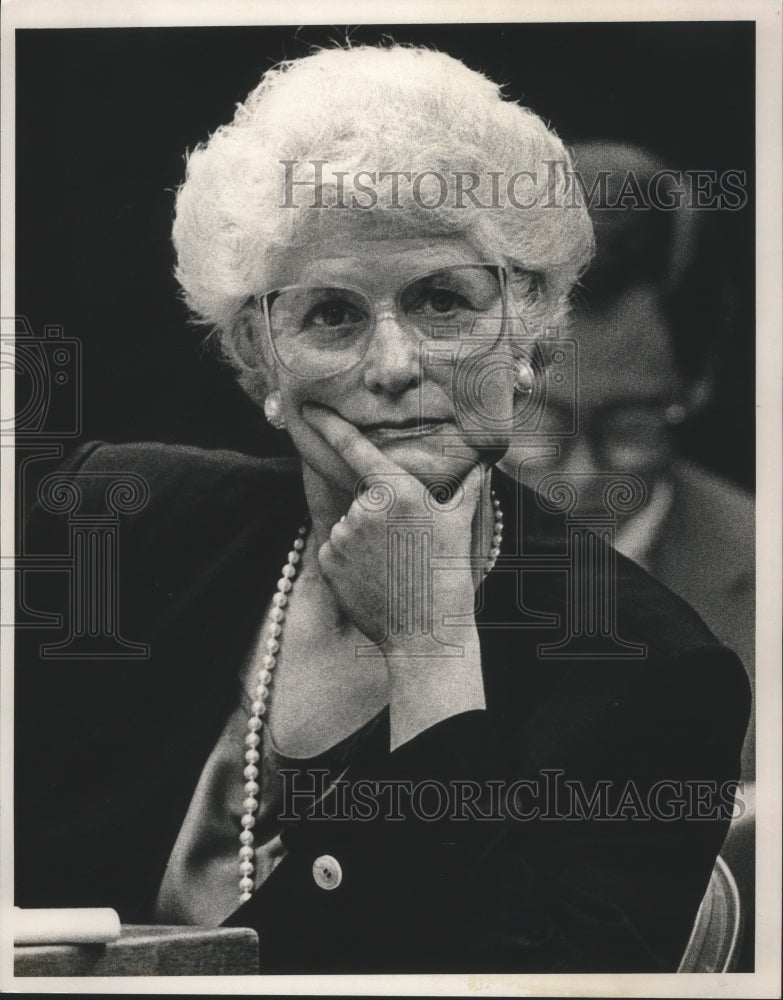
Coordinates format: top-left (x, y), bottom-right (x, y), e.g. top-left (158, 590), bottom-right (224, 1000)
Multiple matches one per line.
top-left (227, 306), bottom-right (267, 372)
top-left (222, 305), bottom-right (276, 403)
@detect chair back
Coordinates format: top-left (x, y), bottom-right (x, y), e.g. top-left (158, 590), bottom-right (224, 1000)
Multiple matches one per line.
top-left (677, 855), bottom-right (743, 972)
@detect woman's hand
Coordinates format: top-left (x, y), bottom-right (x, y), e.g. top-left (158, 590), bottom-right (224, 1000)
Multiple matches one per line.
top-left (302, 403), bottom-right (488, 747)
top-left (302, 403), bottom-right (484, 647)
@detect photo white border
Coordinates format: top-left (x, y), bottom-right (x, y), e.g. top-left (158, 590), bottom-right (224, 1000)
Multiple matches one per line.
top-left (1, 1), bottom-right (780, 996)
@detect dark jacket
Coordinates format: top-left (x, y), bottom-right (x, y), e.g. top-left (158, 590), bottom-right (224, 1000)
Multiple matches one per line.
top-left (15, 442), bottom-right (750, 974)
top-left (649, 460), bottom-right (755, 776)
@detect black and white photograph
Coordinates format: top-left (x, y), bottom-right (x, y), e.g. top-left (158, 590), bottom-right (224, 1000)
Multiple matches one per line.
top-left (1, 1), bottom-right (780, 994)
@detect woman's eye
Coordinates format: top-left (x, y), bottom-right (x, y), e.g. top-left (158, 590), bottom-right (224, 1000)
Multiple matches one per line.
top-left (428, 289), bottom-right (458, 313)
top-left (408, 288), bottom-right (465, 314)
top-left (308, 301), bottom-right (362, 329)
top-left (315, 304), bottom-right (347, 326)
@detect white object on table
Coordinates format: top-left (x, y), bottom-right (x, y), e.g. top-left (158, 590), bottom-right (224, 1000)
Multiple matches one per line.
top-left (14, 907), bottom-right (121, 945)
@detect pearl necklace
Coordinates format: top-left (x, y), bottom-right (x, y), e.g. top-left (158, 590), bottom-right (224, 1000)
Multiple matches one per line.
top-left (237, 492), bottom-right (504, 902)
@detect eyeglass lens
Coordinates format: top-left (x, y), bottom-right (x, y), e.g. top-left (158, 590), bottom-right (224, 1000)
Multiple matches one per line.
top-left (266, 265), bottom-right (504, 377)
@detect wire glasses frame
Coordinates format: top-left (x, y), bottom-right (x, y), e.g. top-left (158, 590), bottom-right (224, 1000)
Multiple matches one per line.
top-left (255, 263), bottom-right (510, 379)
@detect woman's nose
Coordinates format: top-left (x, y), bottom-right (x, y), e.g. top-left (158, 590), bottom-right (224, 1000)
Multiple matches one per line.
top-left (362, 312), bottom-right (421, 394)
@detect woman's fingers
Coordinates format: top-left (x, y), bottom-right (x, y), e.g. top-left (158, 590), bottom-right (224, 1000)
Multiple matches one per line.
top-left (301, 403), bottom-right (410, 483)
top-left (303, 402), bottom-right (487, 525)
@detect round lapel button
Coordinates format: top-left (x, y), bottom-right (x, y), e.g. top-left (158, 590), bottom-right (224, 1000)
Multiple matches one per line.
top-left (313, 855), bottom-right (342, 890)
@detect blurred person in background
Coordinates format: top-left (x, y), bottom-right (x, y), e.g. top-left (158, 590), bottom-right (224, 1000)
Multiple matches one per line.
top-left (501, 140), bottom-right (755, 968)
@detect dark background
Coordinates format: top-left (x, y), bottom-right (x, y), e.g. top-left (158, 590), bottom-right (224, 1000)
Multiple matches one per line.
top-left (15, 22), bottom-right (755, 489)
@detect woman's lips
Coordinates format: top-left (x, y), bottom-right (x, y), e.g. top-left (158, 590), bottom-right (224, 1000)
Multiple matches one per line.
top-left (362, 419), bottom-right (450, 443)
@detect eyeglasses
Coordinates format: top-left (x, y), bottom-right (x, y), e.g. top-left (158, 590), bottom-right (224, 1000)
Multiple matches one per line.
top-left (538, 399), bottom-right (688, 470)
top-left (257, 264), bottom-right (507, 379)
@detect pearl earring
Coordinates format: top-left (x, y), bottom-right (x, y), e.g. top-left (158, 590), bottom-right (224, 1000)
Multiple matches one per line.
top-left (263, 391), bottom-right (286, 429)
top-left (514, 360), bottom-right (535, 398)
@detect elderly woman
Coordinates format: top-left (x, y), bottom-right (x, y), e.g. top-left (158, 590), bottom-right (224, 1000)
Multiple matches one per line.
top-left (17, 45), bottom-right (749, 974)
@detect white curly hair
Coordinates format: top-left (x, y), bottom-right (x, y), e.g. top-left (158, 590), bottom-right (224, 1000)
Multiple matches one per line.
top-left (172, 44), bottom-right (594, 391)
